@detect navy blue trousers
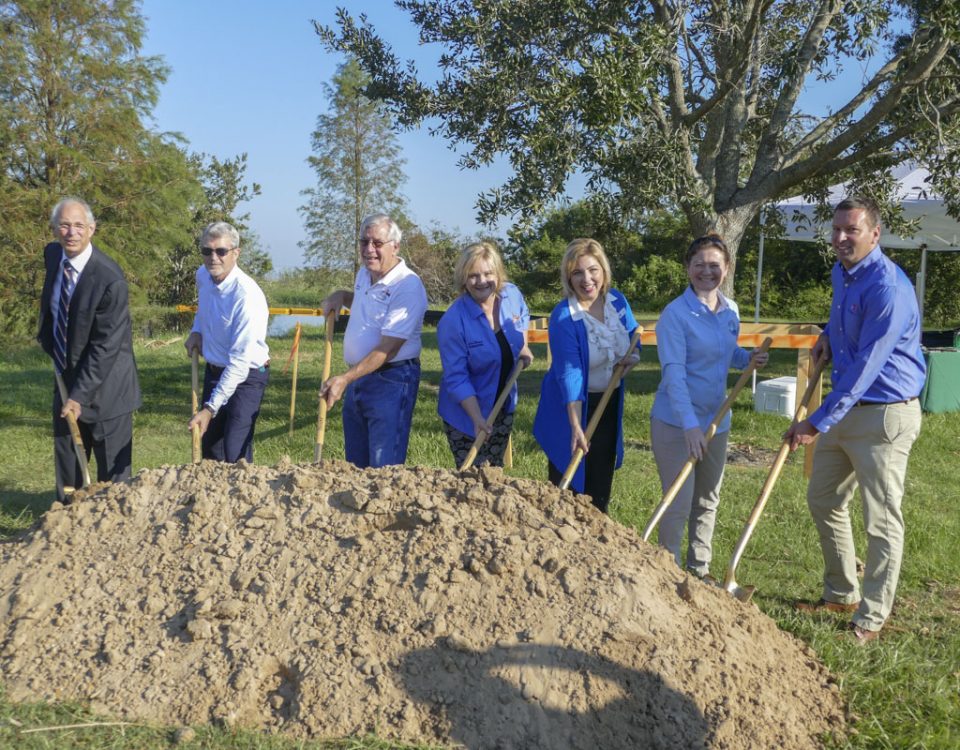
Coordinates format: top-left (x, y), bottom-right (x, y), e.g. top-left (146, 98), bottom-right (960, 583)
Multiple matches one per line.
top-left (201, 364), bottom-right (268, 463)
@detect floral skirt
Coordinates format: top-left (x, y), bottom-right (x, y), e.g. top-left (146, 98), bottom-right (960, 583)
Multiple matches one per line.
top-left (443, 410), bottom-right (515, 468)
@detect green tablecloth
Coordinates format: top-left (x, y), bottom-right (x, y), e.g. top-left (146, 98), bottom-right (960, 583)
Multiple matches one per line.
top-left (921, 349), bottom-right (960, 413)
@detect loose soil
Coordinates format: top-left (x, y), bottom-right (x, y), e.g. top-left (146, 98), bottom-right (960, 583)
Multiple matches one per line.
top-left (0, 460), bottom-right (845, 748)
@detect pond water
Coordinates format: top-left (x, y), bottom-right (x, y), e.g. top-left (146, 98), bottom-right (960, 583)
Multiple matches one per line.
top-left (267, 314), bottom-right (327, 337)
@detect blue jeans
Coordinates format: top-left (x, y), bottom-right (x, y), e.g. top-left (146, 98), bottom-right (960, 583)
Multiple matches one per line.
top-left (342, 359), bottom-right (420, 468)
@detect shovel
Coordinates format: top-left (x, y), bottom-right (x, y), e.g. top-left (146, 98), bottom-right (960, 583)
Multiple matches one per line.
top-left (314, 314), bottom-right (335, 462)
top-left (54, 370), bottom-right (91, 490)
top-left (459, 359), bottom-right (525, 471)
top-left (641, 337), bottom-right (773, 542)
top-left (559, 327), bottom-right (643, 490)
top-left (191, 348), bottom-right (202, 463)
top-left (722, 356), bottom-right (828, 602)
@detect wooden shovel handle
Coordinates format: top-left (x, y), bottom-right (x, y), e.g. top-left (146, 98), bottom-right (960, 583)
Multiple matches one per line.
top-left (722, 355), bottom-right (828, 589)
top-left (641, 337), bottom-right (773, 541)
top-left (559, 327), bottom-right (644, 490)
top-left (459, 358), bottom-right (526, 471)
top-left (54, 371), bottom-right (91, 488)
top-left (314, 315), bottom-right (335, 462)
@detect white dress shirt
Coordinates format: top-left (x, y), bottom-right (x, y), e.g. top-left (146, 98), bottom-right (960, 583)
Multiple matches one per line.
top-left (50, 243), bottom-right (93, 312)
top-left (191, 264), bottom-right (269, 414)
top-left (570, 294), bottom-right (631, 392)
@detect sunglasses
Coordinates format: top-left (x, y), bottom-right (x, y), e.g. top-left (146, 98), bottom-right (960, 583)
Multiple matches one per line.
top-left (359, 238), bottom-right (393, 249)
top-left (200, 246), bottom-right (234, 257)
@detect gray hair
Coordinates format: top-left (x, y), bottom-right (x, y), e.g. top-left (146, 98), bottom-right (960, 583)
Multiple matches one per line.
top-left (50, 197), bottom-right (95, 228)
top-left (200, 221), bottom-right (240, 249)
top-left (359, 214), bottom-right (402, 244)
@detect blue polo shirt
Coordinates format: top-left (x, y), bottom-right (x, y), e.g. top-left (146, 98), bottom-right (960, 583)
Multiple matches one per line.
top-left (437, 283), bottom-right (529, 437)
top-left (651, 287), bottom-right (751, 434)
top-left (809, 246), bottom-right (926, 433)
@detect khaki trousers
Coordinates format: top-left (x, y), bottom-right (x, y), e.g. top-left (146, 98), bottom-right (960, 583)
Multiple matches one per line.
top-left (807, 400), bottom-right (922, 631)
top-left (651, 417), bottom-right (729, 576)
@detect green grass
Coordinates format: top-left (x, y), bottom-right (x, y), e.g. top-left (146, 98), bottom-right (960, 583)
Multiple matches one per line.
top-left (1, 327), bottom-right (958, 749)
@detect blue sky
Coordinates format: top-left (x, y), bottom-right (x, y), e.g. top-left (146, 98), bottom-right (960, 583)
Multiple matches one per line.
top-left (141, 1), bottom-right (519, 270)
top-left (140, 2), bottom-right (891, 271)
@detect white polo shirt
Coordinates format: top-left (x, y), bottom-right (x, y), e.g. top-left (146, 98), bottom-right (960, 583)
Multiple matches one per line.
top-left (343, 258), bottom-right (427, 367)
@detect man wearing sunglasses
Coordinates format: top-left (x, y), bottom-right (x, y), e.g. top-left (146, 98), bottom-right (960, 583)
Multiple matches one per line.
top-left (185, 221), bottom-right (270, 463)
top-left (37, 197), bottom-right (142, 501)
top-left (320, 213), bottom-right (427, 468)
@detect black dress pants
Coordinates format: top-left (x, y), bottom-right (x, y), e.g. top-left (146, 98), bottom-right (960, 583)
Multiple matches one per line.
top-left (53, 407), bottom-right (133, 502)
top-left (548, 388), bottom-right (620, 513)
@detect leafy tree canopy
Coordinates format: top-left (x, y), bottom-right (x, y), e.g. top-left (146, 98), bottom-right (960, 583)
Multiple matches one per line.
top-left (318, 0), bottom-right (960, 292)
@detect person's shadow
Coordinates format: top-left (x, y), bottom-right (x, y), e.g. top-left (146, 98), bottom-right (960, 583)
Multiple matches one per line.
top-left (397, 641), bottom-right (708, 749)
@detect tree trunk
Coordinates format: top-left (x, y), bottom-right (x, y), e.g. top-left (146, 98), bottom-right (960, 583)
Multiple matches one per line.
top-left (713, 204), bottom-right (761, 299)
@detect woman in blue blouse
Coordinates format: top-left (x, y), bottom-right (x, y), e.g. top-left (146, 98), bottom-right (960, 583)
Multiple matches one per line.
top-left (533, 238), bottom-right (640, 513)
top-left (650, 235), bottom-right (767, 576)
top-left (437, 242), bottom-right (533, 467)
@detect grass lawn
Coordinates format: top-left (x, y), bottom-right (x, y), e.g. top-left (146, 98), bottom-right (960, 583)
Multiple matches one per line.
top-left (1, 322), bottom-right (958, 749)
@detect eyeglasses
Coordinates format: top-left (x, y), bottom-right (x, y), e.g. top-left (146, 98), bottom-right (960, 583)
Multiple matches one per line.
top-left (200, 246), bottom-right (235, 257)
top-left (57, 223), bottom-right (89, 233)
top-left (359, 238), bottom-right (394, 250)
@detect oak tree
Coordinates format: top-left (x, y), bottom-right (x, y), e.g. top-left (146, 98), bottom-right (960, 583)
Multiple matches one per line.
top-left (318, 0), bottom-right (960, 293)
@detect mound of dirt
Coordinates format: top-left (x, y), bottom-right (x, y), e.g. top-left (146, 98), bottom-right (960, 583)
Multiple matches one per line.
top-left (0, 460), bottom-right (845, 749)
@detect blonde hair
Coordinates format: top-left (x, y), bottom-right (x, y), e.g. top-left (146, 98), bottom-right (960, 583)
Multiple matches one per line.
top-left (454, 241), bottom-right (507, 294)
top-left (560, 238), bottom-right (612, 298)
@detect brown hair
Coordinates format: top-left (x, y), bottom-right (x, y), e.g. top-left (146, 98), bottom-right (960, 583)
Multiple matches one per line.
top-left (835, 196), bottom-right (881, 229)
top-left (685, 234), bottom-right (730, 267)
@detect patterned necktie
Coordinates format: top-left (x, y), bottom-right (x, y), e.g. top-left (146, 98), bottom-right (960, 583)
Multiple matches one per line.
top-left (53, 259), bottom-right (76, 373)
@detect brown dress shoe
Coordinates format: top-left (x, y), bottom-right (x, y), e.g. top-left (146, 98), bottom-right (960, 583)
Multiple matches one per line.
top-left (794, 597), bottom-right (860, 614)
top-left (851, 623), bottom-right (881, 644)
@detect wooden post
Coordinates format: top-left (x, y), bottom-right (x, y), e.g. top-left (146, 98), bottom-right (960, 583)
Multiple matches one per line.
top-left (288, 323), bottom-right (302, 436)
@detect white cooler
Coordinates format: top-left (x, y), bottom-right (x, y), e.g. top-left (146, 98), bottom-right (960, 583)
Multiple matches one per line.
top-left (753, 376), bottom-right (796, 417)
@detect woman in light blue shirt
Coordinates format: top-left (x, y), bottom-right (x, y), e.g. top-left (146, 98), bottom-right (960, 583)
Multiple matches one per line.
top-left (437, 242), bottom-right (533, 467)
top-left (650, 235), bottom-right (767, 576)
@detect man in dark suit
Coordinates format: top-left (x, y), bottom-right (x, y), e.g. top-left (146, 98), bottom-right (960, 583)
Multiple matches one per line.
top-left (37, 197), bottom-right (142, 501)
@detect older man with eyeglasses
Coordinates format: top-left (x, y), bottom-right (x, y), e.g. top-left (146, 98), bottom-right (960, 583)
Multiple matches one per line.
top-left (37, 197), bottom-right (142, 501)
top-left (185, 221), bottom-right (270, 463)
top-left (320, 214), bottom-right (427, 468)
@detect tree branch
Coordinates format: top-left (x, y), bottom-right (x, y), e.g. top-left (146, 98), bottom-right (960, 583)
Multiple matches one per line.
top-left (753, 0), bottom-right (843, 176)
top-left (649, 0), bottom-right (690, 120)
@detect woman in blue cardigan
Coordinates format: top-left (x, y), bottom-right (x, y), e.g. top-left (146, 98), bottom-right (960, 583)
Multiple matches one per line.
top-left (650, 234), bottom-right (767, 576)
top-left (533, 238), bottom-right (640, 513)
top-left (437, 242), bottom-right (533, 467)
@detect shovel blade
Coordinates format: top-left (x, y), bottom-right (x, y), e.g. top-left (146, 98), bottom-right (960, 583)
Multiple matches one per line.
top-left (724, 579), bottom-right (756, 603)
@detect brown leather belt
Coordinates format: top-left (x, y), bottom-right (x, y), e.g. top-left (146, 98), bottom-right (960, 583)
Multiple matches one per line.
top-left (855, 396), bottom-right (917, 407)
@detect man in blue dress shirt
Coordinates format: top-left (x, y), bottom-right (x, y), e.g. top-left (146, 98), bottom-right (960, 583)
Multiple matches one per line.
top-left (185, 222), bottom-right (270, 463)
top-left (786, 196), bottom-right (926, 644)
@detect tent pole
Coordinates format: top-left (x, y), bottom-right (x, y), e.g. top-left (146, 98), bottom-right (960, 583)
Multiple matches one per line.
top-left (752, 210), bottom-right (765, 394)
top-left (917, 244), bottom-right (927, 330)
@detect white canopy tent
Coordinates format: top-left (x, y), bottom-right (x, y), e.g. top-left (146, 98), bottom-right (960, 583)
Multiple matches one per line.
top-left (760, 164), bottom-right (960, 326)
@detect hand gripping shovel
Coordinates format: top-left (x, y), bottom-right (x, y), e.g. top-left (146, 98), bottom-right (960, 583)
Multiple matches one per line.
top-left (559, 327), bottom-right (644, 490)
top-left (642, 337), bottom-right (773, 542)
top-left (54, 371), bottom-right (91, 491)
top-left (722, 356), bottom-right (828, 602)
top-left (314, 314), bottom-right (335, 462)
top-left (191, 348), bottom-right (202, 463)
top-left (459, 359), bottom-right (525, 471)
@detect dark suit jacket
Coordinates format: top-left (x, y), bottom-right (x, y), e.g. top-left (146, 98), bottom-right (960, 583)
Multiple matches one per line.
top-left (37, 242), bottom-right (142, 422)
